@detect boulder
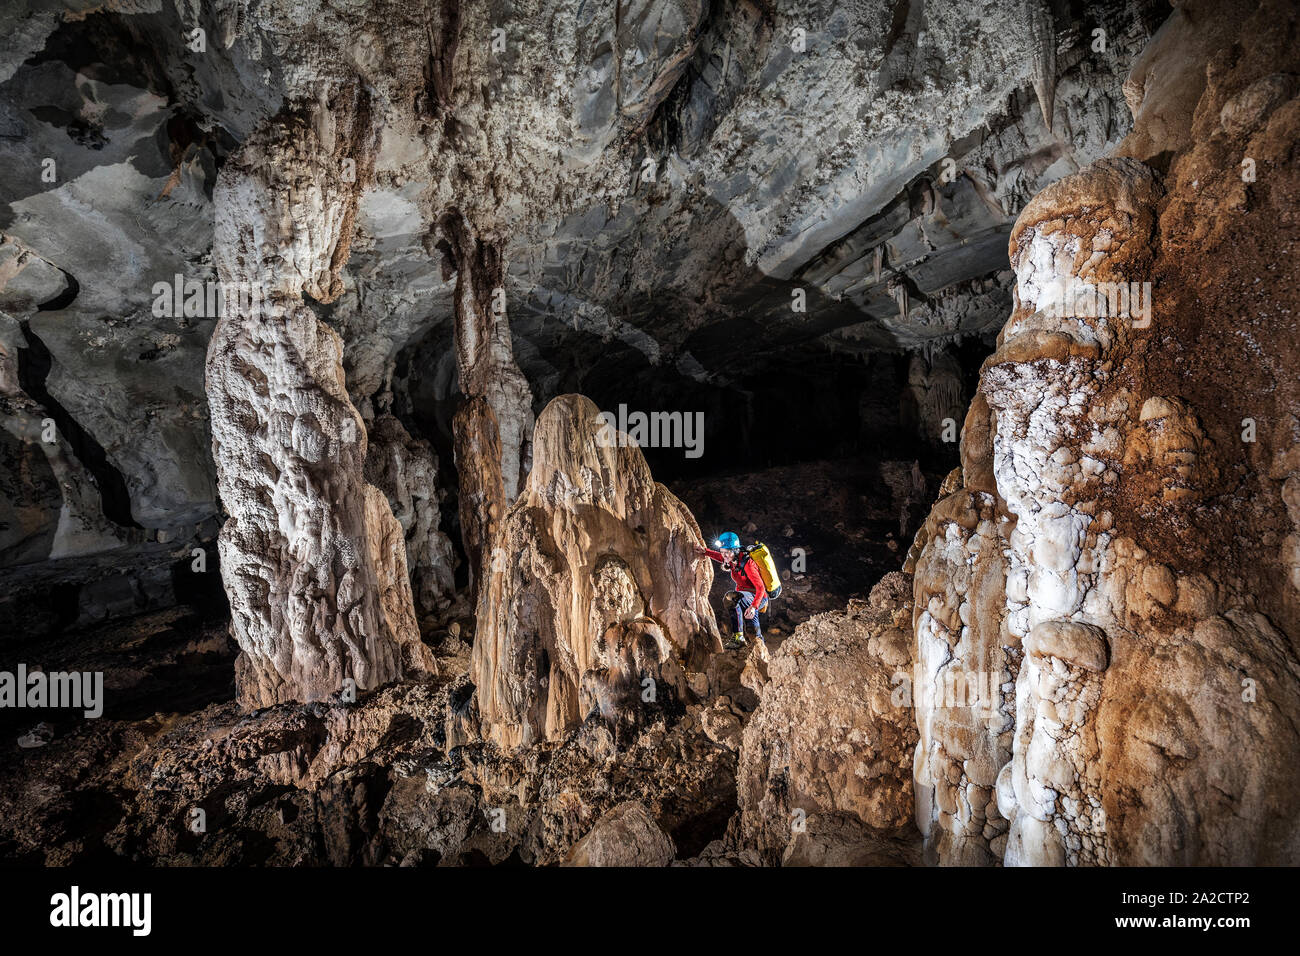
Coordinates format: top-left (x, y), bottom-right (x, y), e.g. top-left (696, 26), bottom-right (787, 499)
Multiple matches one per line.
top-left (735, 572), bottom-right (918, 862)
top-left (562, 801), bottom-right (677, 867)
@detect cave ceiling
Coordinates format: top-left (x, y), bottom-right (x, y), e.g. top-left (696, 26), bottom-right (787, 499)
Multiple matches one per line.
top-left (0, 0), bottom-right (1161, 535)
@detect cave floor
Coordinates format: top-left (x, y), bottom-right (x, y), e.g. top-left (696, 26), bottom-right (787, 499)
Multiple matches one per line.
top-left (0, 605), bottom-right (235, 739)
top-left (0, 454), bottom-right (943, 865)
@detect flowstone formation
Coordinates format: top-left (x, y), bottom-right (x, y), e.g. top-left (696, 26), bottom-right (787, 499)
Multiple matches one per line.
top-left (908, 464), bottom-right (1014, 865)
top-left (907, 0), bottom-right (1300, 866)
top-left (472, 394), bottom-right (722, 748)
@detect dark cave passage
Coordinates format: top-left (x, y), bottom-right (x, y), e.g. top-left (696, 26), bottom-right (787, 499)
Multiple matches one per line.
top-left (389, 312), bottom-right (994, 606)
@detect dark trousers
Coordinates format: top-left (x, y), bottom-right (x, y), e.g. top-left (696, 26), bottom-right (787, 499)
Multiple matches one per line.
top-left (724, 590), bottom-right (765, 641)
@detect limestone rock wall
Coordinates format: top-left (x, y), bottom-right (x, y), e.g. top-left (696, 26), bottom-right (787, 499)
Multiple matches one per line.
top-left (471, 393), bottom-right (721, 748)
top-left (901, 348), bottom-right (967, 446)
top-left (364, 413), bottom-right (457, 621)
top-left (0, 312), bottom-right (129, 565)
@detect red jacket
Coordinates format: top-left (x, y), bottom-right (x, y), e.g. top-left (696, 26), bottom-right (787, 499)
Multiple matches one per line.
top-left (703, 548), bottom-right (767, 602)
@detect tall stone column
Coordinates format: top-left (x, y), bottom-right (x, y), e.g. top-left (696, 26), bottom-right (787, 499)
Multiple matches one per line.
top-left (206, 90), bottom-right (433, 710)
top-left (439, 211), bottom-right (534, 603)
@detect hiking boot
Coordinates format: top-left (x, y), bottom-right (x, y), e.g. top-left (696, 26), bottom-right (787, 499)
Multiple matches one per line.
top-left (724, 634), bottom-right (747, 650)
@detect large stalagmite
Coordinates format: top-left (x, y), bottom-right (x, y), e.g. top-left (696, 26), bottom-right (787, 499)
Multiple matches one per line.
top-left (908, 0), bottom-right (1300, 865)
top-left (206, 100), bottom-right (433, 709)
top-left (471, 394), bottom-right (721, 748)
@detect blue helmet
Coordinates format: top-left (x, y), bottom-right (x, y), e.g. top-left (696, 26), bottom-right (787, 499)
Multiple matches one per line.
top-left (715, 531), bottom-right (741, 550)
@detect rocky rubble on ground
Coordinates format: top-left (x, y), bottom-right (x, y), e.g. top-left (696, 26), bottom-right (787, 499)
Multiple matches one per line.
top-left (0, 657), bottom-right (746, 866)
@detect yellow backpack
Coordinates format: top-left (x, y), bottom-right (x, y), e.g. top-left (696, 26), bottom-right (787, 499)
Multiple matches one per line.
top-left (744, 543), bottom-right (782, 604)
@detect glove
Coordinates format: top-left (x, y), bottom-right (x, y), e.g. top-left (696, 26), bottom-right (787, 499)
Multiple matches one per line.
top-left (743, 607), bottom-right (756, 620)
